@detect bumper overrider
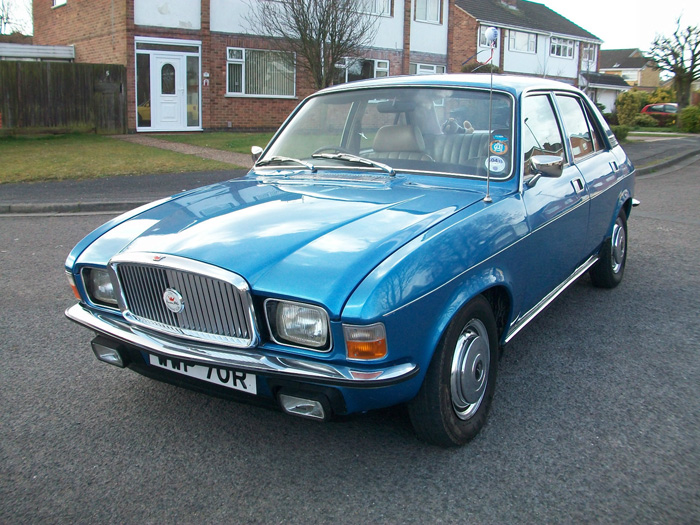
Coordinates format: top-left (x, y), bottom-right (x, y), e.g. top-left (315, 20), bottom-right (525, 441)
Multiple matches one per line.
top-left (65, 303), bottom-right (419, 419)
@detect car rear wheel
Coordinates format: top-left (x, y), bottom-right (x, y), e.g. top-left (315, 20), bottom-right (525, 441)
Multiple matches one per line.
top-left (408, 296), bottom-right (498, 446)
top-left (590, 211), bottom-right (627, 289)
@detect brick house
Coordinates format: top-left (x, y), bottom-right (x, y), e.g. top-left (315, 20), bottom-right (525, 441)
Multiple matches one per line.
top-left (599, 49), bottom-right (660, 92)
top-left (449, 0), bottom-right (602, 84)
top-left (33, 0), bottom-right (601, 133)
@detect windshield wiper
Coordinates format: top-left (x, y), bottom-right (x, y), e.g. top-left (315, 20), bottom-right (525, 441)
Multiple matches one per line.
top-left (311, 153), bottom-right (395, 176)
top-left (255, 156), bottom-right (316, 171)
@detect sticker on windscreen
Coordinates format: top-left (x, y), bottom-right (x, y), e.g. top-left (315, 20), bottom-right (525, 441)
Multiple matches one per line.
top-left (489, 141), bottom-right (508, 155)
top-left (485, 156), bottom-right (507, 173)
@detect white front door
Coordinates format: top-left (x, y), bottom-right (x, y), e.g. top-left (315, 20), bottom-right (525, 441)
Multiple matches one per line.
top-left (152, 54), bottom-right (185, 130)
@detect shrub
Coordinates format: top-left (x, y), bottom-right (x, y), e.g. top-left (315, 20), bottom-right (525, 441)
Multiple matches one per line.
top-left (461, 62), bottom-right (501, 74)
top-left (604, 113), bottom-right (619, 126)
top-left (610, 125), bottom-right (630, 141)
top-left (616, 90), bottom-right (650, 126)
top-left (647, 87), bottom-right (675, 104)
top-left (632, 114), bottom-right (659, 127)
top-left (679, 105), bottom-right (700, 133)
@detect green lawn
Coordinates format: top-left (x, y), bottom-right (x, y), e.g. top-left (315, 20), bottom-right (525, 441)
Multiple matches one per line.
top-left (0, 134), bottom-right (235, 184)
top-left (157, 132), bottom-right (275, 153)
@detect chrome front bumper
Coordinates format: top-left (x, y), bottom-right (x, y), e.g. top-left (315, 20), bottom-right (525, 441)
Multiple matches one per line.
top-left (66, 304), bottom-right (418, 387)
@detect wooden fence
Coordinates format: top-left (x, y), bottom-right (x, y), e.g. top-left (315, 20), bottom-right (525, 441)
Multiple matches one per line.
top-left (0, 61), bottom-right (127, 134)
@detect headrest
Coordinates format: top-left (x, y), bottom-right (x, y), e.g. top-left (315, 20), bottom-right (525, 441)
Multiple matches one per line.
top-left (372, 125), bottom-right (426, 153)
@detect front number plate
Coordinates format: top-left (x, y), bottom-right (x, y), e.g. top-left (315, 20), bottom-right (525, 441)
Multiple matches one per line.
top-left (149, 355), bottom-right (257, 395)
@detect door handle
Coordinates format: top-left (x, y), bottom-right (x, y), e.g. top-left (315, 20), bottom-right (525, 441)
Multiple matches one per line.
top-left (571, 177), bottom-right (585, 194)
top-left (609, 160), bottom-right (619, 172)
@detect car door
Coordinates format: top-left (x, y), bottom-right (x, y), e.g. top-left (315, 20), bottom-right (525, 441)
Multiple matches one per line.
top-left (519, 93), bottom-right (590, 313)
top-left (554, 94), bottom-right (619, 257)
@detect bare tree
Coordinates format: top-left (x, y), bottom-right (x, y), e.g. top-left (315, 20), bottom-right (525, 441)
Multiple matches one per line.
top-left (245, 0), bottom-right (380, 90)
top-left (0, 0), bottom-right (12, 34)
top-left (0, 0), bottom-right (31, 35)
top-left (649, 18), bottom-right (700, 112)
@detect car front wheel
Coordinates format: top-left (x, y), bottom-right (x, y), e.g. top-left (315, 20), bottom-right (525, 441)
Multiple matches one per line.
top-left (408, 296), bottom-right (498, 446)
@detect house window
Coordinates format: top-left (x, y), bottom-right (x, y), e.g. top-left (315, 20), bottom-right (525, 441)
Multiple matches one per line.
top-left (334, 58), bottom-right (390, 84)
top-left (479, 26), bottom-right (498, 48)
top-left (415, 0), bottom-right (441, 23)
top-left (409, 63), bottom-right (446, 75)
top-left (550, 37), bottom-right (574, 58)
top-left (226, 47), bottom-right (295, 97)
top-left (53, 0), bottom-right (67, 6)
top-left (508, 31), bottom-right (536, 53)
top-left (582, 43), bottom-right (597, 62)
top-left (369, 0), bottom-right (392, 15)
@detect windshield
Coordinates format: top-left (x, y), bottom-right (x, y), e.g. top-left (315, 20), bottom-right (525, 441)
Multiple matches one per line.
top-left (261, 87), bottom-right (515, 180)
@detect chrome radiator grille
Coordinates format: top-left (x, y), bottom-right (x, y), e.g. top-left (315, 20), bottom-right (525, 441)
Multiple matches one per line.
top-left (114, 260), bottom-right (256, 348)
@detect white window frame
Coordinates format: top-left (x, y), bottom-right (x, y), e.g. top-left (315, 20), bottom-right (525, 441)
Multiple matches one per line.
top-left (226, 47), bottom-right (296, 99)
top-left (508, 30), bottom-right (536, 54)
top-left (334, 58), bottom-right (390, 84)
top-left (479, 26), bottom-right (499, 48)
top-left (409, 63), bottom-right (446, 75)
top-left (53, 0), bottom-right (67, 6)
top-left (367, 0), bottom-right (392, 16)
top-left (415, 0), bottom-right (441, 24)
top-left (550, 37), bottom-right (575, 59)
top-left (582, 43), bottom-right (597, 62)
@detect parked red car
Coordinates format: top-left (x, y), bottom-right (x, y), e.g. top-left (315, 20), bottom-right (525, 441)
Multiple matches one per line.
top-left (641, 103), bottom-right (678, 126)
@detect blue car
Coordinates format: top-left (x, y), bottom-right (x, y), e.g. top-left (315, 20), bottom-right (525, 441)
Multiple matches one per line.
top-left (66, 74), bottom-right (636, 446)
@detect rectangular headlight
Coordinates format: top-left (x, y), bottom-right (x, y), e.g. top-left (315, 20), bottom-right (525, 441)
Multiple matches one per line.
top-left (266, 300), bottom-right (330, 350)
top-left (82, 267), bottom-right (118, 307)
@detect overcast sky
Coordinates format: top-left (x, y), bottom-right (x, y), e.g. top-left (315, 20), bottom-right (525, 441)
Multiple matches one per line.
top-left (531, 0), bottom-right (698, 51)
top-left (7, 0), bottom-right (699, 52)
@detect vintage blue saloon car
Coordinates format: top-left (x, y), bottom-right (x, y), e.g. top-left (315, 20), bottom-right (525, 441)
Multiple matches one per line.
top-left (66, 74), bottom-right (635, 446)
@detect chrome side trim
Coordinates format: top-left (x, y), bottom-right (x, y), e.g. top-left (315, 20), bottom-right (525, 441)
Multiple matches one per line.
top-left (66, 304), bottom-right (418, 387)
top-left (504, 254), bottom-right (599, 344)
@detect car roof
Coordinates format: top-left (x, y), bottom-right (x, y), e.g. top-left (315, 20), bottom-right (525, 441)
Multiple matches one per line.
top-left (318, 73), bottom-right (582, 98)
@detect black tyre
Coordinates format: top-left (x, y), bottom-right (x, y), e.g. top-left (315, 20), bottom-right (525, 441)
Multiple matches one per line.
top-left (590, 211), bottom-right (627, 288)
top-left (408, 296), bottom-right (498, 447)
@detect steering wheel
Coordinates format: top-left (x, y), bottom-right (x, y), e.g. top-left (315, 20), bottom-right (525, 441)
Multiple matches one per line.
top-left (312, 145), bottom-right (355, 155)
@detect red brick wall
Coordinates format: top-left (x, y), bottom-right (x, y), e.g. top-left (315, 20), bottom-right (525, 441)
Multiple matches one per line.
top-left (33, 0), bottom-right (128, 65)
top-left (448, 4), bottom-right (478, 73)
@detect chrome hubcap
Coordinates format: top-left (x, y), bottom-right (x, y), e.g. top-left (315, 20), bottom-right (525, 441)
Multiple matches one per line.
top-left (450, 319), bottom-right (490, 420)
top-left (611, 218), bottom-right (626, 274)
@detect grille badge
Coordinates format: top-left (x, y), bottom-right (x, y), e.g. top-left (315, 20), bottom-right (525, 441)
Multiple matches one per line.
top-left (163, 288), bottom-right (185, 314)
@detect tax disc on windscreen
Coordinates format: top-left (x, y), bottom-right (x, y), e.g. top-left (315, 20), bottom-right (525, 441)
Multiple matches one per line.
top-left (485, 156), bottom-right (506, 173)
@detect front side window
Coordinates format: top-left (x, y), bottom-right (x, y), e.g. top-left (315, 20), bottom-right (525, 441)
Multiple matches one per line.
top-left (550, 37), bottom-right (574, 58)
top-left (522, 94), bottom-right (565, 173)
top-left (226, 47), bottom-right (295, 97)
top-left (415, 0), bottom-right (441, 23)
top-left (508, 31), bottom-right (536, 53)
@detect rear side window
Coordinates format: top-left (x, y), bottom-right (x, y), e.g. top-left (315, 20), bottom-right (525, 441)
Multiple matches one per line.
top-left (556, 95), bottom-right (595, 161)
top-left (522, 94), bottom-right (565, 173)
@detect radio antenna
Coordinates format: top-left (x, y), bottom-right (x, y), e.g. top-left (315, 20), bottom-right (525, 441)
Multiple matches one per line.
top-left (483, 27), bottom-right (498, 203)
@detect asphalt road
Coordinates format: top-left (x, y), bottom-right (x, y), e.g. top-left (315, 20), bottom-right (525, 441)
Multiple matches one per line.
top-left (1, 158), bottom-right (699, 523)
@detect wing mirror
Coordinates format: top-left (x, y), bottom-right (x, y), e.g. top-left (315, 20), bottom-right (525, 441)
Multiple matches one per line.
top-left (251, 146), bottom-right (263, 163)
top-left (527, 155), bottom-right (563, 187)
